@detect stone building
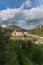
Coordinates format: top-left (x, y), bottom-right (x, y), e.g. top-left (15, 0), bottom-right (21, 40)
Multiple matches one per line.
top-left (11, 31), bottom-right (23, 39)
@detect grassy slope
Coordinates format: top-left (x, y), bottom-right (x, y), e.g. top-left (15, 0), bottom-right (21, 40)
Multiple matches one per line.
top-left (28, 25), bottom-right (43, 37)
top-left (0, 32), bottom-right (43, 65)
top-left (0, 25), bottom-right (43, 65)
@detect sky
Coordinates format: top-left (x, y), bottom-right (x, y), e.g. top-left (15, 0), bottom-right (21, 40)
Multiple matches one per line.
top-left (0, 0), bottom-right (43, 29)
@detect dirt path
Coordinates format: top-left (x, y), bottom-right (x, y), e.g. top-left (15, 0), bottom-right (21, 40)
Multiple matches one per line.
top-left (28, 34), bottom-right (43, 39)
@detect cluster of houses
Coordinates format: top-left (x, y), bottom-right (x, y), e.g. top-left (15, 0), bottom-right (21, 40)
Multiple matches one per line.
top-left (10, 31), bottom-right (43, 44)
top-left (10, 31), bottom-right (29, 39)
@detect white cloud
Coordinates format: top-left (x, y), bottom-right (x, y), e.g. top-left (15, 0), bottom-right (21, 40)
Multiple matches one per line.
top-left (23, 6), bottom-right (43, 21)
top-left (0, 0), bottom-right (43, 29)
top-left (1, 24), bottom-right (6, 28)
top-left (20, 0), bottom-right (31, 9)
top-left (0, 0), bottom-right (31, 23)
top-left (0, 7), bottom-right (22, 21)
top-left (24, 0), bottom-right (31, 7)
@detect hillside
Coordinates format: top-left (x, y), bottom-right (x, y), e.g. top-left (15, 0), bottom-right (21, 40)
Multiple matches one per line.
top-left (0, 25), bottom-right (26, 39)
top-left (28, 25), bottom-right (43, 37)
top-left (0, 36), bottom-right (43, 65)
top-left (0, 25), bottom-right (43, 40)
top-left (0, 25), bottom-right (43, 65)
top-left (1, 25), bottom-right (43, 38)
top-left (5, 25), bottom-right (26, 32)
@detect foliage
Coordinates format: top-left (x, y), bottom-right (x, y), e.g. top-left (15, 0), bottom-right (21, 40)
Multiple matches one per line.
top-left (0, 27), bottom-right (43, 65)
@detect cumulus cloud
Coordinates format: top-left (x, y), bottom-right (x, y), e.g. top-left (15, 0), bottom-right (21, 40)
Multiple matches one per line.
top-left (0, 0), bottom-right (43, 29)
top-left (0, 7), bottom-right (22, 21)
top-left (24, 0), bottom-right (31, 8)
top-left (23, 6), bottom-right (43, 21)
top-left (19, 0), bottom-right (31, 10)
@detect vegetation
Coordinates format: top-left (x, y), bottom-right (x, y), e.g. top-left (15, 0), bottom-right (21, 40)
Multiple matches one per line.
top-left (28, 25), bottom-right (43, 37)
top-left (0, 26), bottom-right (43, 65)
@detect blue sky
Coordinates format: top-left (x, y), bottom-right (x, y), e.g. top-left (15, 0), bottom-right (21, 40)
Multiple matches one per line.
top-left (0, 0), bottom-right (26, 10)
top-left (0, 0), bottom-right (39, 10)
top-left (0, 0), bottom-right (43, 29)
